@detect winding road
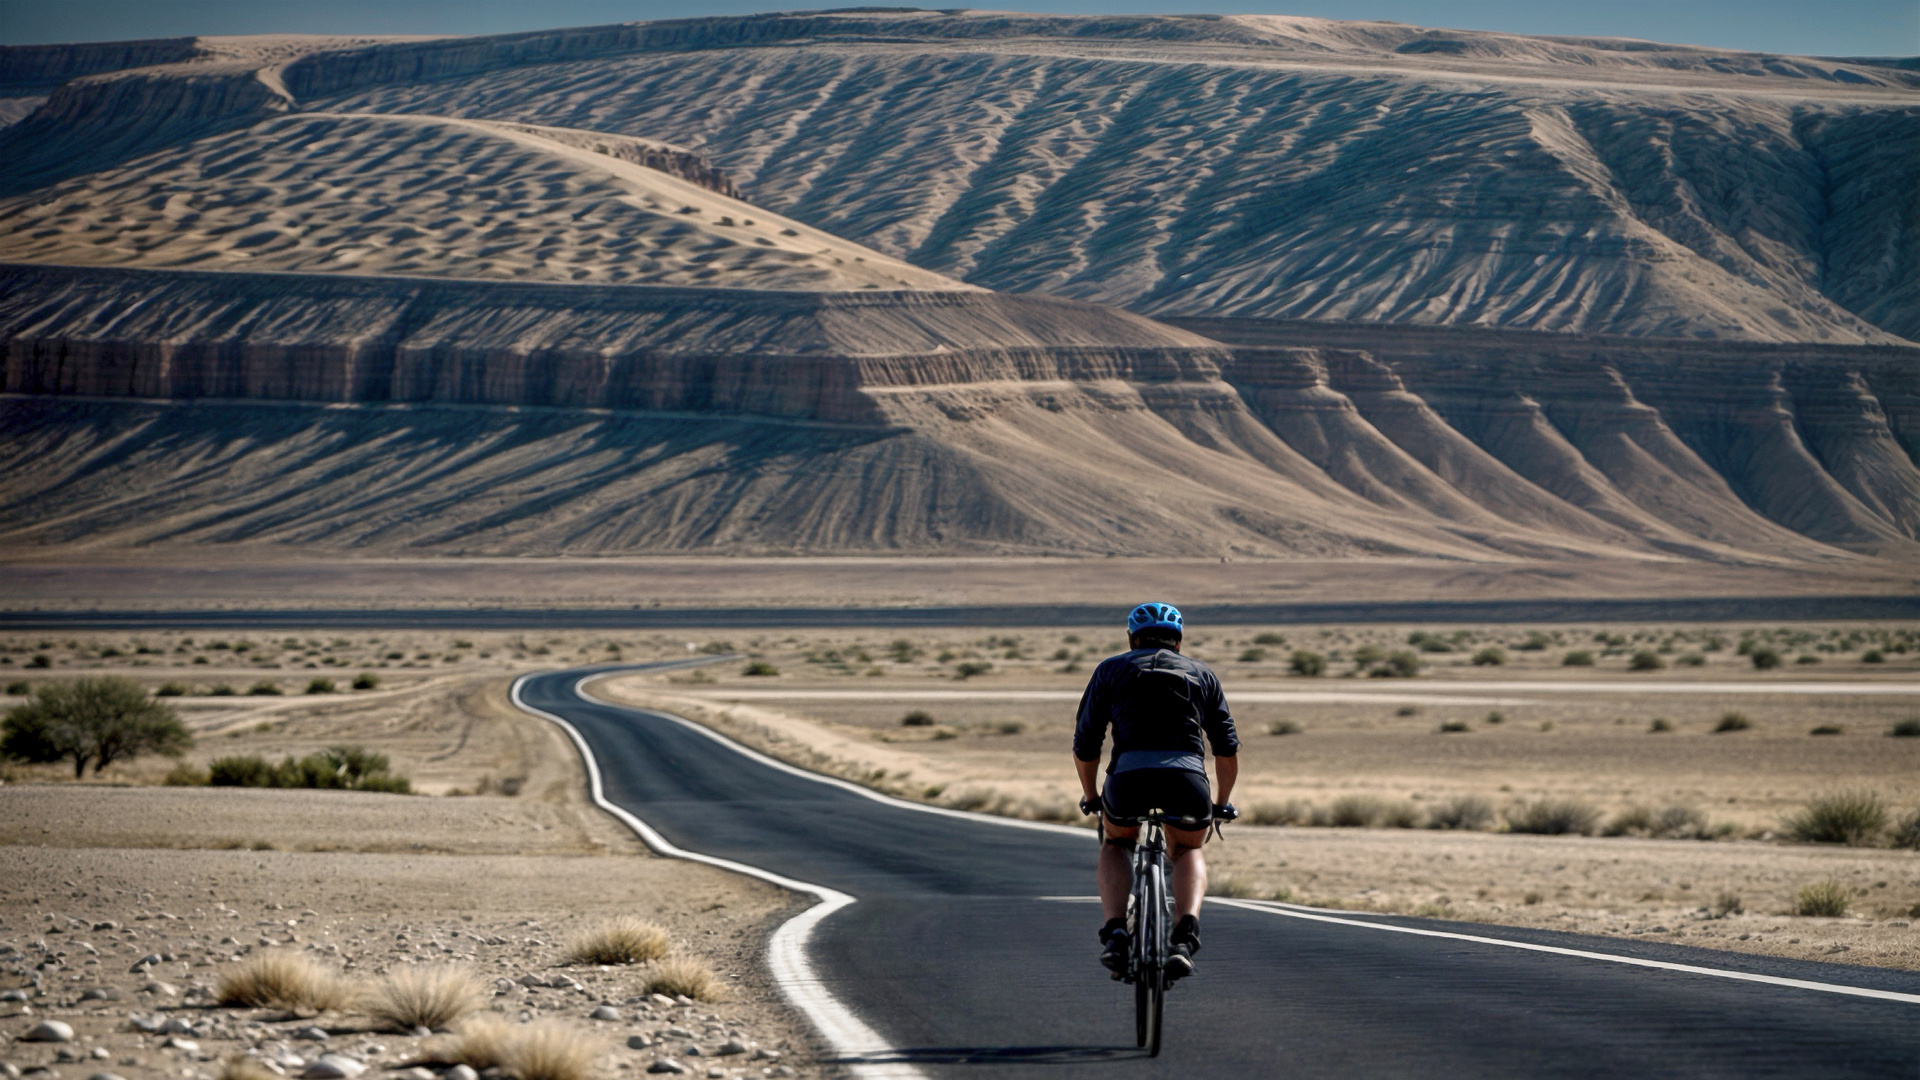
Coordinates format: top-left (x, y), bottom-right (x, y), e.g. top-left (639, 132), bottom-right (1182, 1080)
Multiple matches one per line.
top-left (516, 661), bottom-right (1920, 1079)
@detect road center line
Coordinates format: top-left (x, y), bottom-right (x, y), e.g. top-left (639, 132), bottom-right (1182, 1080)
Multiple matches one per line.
top-left (510, 667), bottom-right (929, 1080)
top-left (1213, 898), bottom-right (1920, 1005)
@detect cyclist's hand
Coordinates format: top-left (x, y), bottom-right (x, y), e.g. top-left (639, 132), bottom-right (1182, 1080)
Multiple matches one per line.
top-left (1212, 802), bottom-right (1239, 823)
top-left (1079, 796), bottom-right (1101, 817)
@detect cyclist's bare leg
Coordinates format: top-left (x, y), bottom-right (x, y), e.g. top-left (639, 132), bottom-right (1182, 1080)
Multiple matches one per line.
top-left (1166, 824), bottom-right (1209, 919)
top-left (1099, 817), bottom-right (1140, 922)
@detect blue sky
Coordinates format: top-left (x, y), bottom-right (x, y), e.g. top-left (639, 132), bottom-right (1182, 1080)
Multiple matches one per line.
top-left (0, 0), bottom-right (1913, 56)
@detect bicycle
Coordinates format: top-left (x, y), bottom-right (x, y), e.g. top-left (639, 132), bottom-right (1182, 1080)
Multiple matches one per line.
top-left (1117, 808), bottom-right (1198, 1058)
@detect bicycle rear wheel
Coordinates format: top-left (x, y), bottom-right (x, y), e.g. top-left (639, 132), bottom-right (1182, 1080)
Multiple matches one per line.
top-left (1141, 848), bottom-right (1167, 1057)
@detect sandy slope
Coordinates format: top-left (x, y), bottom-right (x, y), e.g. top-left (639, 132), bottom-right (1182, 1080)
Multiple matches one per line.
top-left (0, 111), bottom-right (967, 291)
top-left (286, 11), bottom-right (1920, 343)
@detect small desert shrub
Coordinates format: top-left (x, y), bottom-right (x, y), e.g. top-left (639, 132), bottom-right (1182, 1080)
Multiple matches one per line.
top-left (1649, 717), bottom-right (1672, 732)
top-left (1328, 794), bottom-right (1385, 827)
top-left (567, 916), bottom-right (670, 965)
top-left (954, 661), bottom-right (993, 679)
top-left (305, 678), bottom-right (335, 695)
top-left (1522, 891), bottom-right (1543, 905)
top-left (1749, 646), bottom-right (1782, 670)
top-left (352, 672), bottom-right (379, 690)
top-left (741, 662), bottom-right (778, 677)
top-left (1395, 705), bottom-right (1420, 717)
top-left (209, 684), bottom-right (236, 696)
top-left (1426, 795), bottom-right (1494, 831)
top-left (1795, 654), bottom-right (1821, 665)
top-left (1889, 719), bottom-right (1920, 738)
top-left (247, 681), bottom-right (282, 696)
top-left (1785, 789), bottom-right (1887, 845)
top-left (209, 754), bottom-right (275, 787)
top-left (1605, 805), bottom-right (1706, 839)
top-left (208, 747), bottom-right (410, 793)
top-left (1287, 650), bottom-right (1326, 676)
top-left (1253, 632), bottom-right (1286, 646)
top-left (1506, 798), bottom-right (1601, 836)
top-left (1483, 710), bottom-right (1504, 725)
top-left (1561, 651), bottom-right (1595, 667)
top-left (1712, 712), bottom-right (1751, 733)
top-left (1810, 724), bottom-right (1843, 736)
top-left (1471, 647), bottom-right (1506, 666)
top-left (4, 681), bottom-right (29, 695)
top-left (1267, 720), bottom-right (1303, 736)
top-left (155, 681), bottom-right (188, 697)
top-left (1794, 879), bottom-right (1851, 918)
top-left (1238, 648), bottom-right (1266, 663)
top-left (642, 956), bottom-right (727, 1001)
top-left (1675, 653), bottom-right (1706, 667)
top-left (1208, 875), bottom-right (1264, 898)
top-left (216, 950), bottom-right (353, 1011)
top-left (1892, 810), bottom-right (1920, 851)
top-left (363, 964), bottom-right (484, 1032)
top-left (900, 710), bottom-right (935, 727)
top-left (1627, 649), bottom-right (1665, 672)
top-left (997, 720), bottom-right (1025, 735)
top-left (1436, 719), bottom-right (1471, 733)
top-left (1377, 801), bottom-right (1422, 828)
top-left (1369, 651), bottom-right (1422, 678)
top-left (1862, 649), bottom-right (1885, 663)
top-left (505, 1019), bottom-right (599, 1080)
top-left (1711, 892), bottom-right (1743, 918)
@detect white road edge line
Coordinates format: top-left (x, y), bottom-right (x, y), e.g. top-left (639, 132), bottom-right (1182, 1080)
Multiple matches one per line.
top-left (509, 670), bottom-right (930, 1080)
top-left (1214, 898), bottom-right (1920, 1005)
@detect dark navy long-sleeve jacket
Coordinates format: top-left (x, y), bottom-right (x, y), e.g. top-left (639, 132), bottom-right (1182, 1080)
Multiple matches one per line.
top-left (1073, 647), bottom-right (1238, 771)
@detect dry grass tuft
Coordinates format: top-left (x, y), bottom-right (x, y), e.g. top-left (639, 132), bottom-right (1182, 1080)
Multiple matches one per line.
top-left (216, 950), bottom-right (354, 1011)
top-left (363, 964), bottom-right (485, 1032)
top-left (504, 1019), bottom-right (599, 1080)
top-left (1794, 879), bottom-right (1852, 917)
top-left (566, 915), bottom-right (670, 966)
top-left (424, 1016), bottom-right (515, 1070)
top-left (1784, 789), bottom-right (1887, 846)
top-left (643, 956), bottom-right (729, 1002)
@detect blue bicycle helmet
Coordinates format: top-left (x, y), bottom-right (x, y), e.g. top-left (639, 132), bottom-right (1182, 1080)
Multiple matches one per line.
top-left (1127, 602), bottom-right (1184, 636)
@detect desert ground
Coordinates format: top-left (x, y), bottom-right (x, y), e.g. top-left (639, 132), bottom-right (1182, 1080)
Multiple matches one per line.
top-left (0, 665), bottom-right (828, 1080)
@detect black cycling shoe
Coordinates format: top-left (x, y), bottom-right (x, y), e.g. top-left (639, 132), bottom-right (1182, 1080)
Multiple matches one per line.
top-left (1166, 915), bottom-right (1201, 982)
top-left (1099, 918), bottom-right (1130, 978)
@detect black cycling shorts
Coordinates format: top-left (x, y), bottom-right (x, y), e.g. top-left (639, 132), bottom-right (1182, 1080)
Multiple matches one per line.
top-left (1102, 767), bottom-right (1211, 826)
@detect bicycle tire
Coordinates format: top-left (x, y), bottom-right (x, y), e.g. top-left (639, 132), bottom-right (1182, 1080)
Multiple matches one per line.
top-left (1143, 845), bottom-right (1167, 1057)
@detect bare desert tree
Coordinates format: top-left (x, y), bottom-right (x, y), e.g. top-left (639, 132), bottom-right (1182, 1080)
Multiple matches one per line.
top-left (2, 677), bottom-right (192, 777)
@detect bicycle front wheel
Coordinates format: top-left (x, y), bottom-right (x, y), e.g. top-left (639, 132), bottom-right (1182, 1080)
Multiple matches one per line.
top-left (1144, 967), bottom-right (1164, 1057)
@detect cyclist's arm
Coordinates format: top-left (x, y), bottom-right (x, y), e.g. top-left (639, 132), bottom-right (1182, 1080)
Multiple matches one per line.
top-left (1075, 755), bottom-right (1102, 805)
top-left (1213, 753), bottom-right (1238, 805)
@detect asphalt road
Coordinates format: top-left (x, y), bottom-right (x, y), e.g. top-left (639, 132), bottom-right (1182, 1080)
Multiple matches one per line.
top-left (6, 593), bottom-right (1920, 630)
top-left (520, 662), bottom-right (1920, 1079)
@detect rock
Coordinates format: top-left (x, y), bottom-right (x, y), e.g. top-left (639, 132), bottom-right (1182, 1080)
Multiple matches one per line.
top-left (397, 1070), bottom-right (435, 1080)
top-left (300, 1056), bottom-right (366, 1080)
top-left (86, 1052), bottom-right (106, 1063)
top-left (78, 988), bottom-right (117, 1002)
top-left (625, 1036), bottom-right (653, 1050)
top-left (1, 1064), bottom-right (19, 1080)
top-left (23, 1021), bottom-right (74, 1043)
top-left (160, 1019), bottom-right (197, 1036)
top-left (143, 982), bottom-right (178, 997)
top-left (682, 1046), bottom-right (700, 1057)
top-left (127, 1014), bottom-right (162, 1035)
top-left (0, 990), bottom-right (27, 1002)
top-left (645, 1062), bottom-right (686, 1076)
top-left (665, 1028), bottom-right (693, 1039)
top-left (21, 1069), bottom-right (57, 1080)
top-left (87, 1074), bottom-right (126, 1080)
top-left (589, 1006), bottom-right (620, 1022)
top-left (673, 995), bottom-right (695, 1007)
top-left (53, 1053), bottom-right (80, 1066)
top-left (513, 975), bottom-right (543, 988)
top-left (770, 1067), bottom-right (796, 1078)
top-left (292, 1027), bottom-right (330, 1042)
top-left (492, 979), bottom-right (514, 996)
top-left (715, 1041), bottom-right (747, 1057)
top-left (129, 955), bottom-right (161, 973)
top-left (409, 1027), bottom-right (430, 1039)
top-left (749, 1050), bottom-right (779, 1062)
top-left (445, 1066), bottom-right (478, 1080)
top-left (705, 1070), bottom-right (724, 1079)
top-left (91, 923), bottom-right (117, 932)
top-left (649, 994), bottom-right (675, 1008)
top-left (161, 1039), bottom-right (199, 1055)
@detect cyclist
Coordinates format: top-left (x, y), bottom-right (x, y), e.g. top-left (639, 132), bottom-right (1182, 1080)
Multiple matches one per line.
top-left (1073, 602), bottom-right (1238, 982)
